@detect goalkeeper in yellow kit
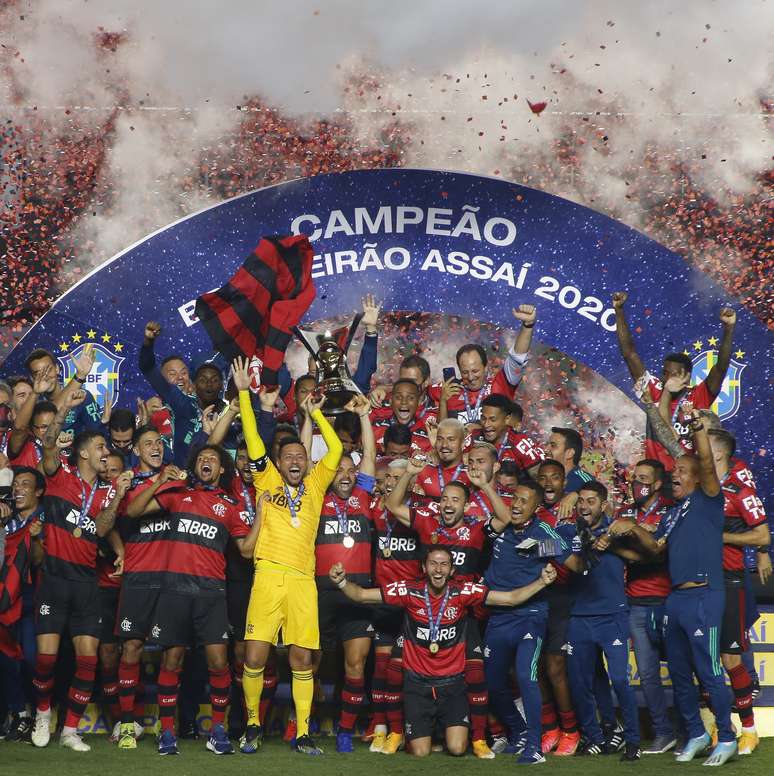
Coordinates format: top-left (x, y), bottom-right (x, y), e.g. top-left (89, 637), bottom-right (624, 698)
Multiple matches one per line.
top-left (232, 357), bottom-right (343, 755)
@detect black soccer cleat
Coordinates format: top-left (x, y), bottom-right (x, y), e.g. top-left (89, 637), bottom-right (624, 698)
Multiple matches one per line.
top-left (295, 733), bottom-right (324, 755)
top-left (620, 743), bottom-right (642, 762)
top-left (239, 725), bottom-right (263, 754)
top-left (578, 740), bottom-right (610, 756)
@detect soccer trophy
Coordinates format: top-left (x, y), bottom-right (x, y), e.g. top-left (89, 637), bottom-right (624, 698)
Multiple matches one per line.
top-left (293, 313), bottom-right (364, 414)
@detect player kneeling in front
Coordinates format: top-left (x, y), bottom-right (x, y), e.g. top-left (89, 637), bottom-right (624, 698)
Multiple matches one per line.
top-left (330, 551), bottom-right (556, 757)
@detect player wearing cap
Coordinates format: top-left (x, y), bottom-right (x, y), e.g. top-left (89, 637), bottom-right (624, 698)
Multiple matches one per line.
top-left (235, 358), bottom-right (343, 756)
top-left (330, 548), bottom-right (557, 758)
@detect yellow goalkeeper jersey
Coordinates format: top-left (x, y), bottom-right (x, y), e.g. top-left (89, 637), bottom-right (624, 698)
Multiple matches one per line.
top-left (252, 458), bottom-right (336, 576)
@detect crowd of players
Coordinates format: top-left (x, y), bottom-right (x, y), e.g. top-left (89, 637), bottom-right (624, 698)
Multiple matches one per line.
top-left (0, 292), bottom-right (769, 766)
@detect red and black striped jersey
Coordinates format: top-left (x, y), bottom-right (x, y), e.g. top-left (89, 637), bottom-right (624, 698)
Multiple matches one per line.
top-left (118, 474), bottom-right (172, 589)
top-left (40, 464), bottom-right (113, 581)
top-left (381, 578), bottom-right (488, 677)
top-left (721, 482), bottom-right (766, 574)
top-left (728, 458), bottom-right (757, 491)
top-left (155, 482), bottom-right (248, 594)
top-left (373, 499), bottom-right (421, 588)
top-left (7, 436), bottom-right (43, 468)
top-left (465, 487), bottom-right (512, 522)
top-left (475, 430), bottom-right (545, 470)
top-left (617, 497), bottom-right (672, 601)
top-left (315, 486), bottom-right (374, 590)
top-left (643, 375), bottom-right (717, 472)
top-left (414, 462), bottom-right (470, 500)
top-left (96, 549), bottom-right (121, 589)
top-left (409, 507), bottom-right (487, 582)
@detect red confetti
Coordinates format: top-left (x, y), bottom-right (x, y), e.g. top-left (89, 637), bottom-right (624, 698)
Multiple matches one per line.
top-left (527, 99), bottom-right (547, 115)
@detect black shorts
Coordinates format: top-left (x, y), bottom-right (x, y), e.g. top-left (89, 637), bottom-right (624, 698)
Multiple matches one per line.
top-left (226, 580), bottom-right (252, 640)
top-left (98, 586), bottom-right (120, 644)
top-left (34, 574), bottom-right (101, 638)
top-left (116, 586), bottom-right (162, 641)
top-left (147, 590), bottom-right (230, 648)
top-left (403, 671), bottom-right (469, 741)
top-left (720, 581), bottom-right (750, 654)
top-left (546, 590), bottom-right (573, 655)
top-left (372, 604), bottom-right (403, 646)
top-left (318, 589), bottom-right (373, 650)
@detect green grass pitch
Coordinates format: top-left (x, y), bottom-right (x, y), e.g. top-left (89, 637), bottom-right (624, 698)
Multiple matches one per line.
top-left (2, 736), bottom-right (774, 776)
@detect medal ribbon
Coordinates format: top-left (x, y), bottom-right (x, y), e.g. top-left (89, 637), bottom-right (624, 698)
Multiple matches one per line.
top-left (283, 483), bottom-right (305, 526)
top-left (423, 583), bottom-right (451, 647)
top-left (76, 471), bottom-right (98, 533)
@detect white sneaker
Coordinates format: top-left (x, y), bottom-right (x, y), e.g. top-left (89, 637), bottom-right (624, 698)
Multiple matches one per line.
top-left (60, 731), bottom-right (91, 752)
top-left (31, 714), bottom-right (51, 748)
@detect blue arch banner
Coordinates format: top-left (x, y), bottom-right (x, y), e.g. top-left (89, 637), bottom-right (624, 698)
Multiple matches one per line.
top-left (4, 169), bottom-right (771, 495)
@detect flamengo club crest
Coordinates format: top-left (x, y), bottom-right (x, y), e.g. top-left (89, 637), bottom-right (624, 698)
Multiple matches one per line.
top-left (57, 330), bottom-right (126, 410)
top-left (685, 339), bottom-right (747, 421)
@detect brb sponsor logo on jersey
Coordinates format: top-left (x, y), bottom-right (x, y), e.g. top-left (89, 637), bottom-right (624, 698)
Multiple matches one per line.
top-left (57, 329), bottom-right (126, 411)
top-left (177, 517), bottom-right (218, 539)
top-left (379, 536), bottom-right (416, 554)
top-left (324, 519), bottom-right (364, 535)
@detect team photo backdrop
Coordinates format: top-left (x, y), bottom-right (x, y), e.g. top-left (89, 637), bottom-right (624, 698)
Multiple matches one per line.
top-left (3, 168), bottom-right (772, 498)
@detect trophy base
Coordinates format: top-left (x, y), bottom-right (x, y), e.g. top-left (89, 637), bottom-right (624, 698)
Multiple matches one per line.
top-left (318, 378), bottom-right (360, 414)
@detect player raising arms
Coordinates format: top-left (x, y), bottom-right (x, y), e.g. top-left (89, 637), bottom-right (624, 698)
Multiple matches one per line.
top-left (330, 550), bottom-right (556, 758)
top-left (234, 357), bottom-right (343, 756)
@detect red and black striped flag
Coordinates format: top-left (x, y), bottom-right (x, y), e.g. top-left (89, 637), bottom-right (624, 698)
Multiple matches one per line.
top-left (194, 235), bottom-right (316, 385)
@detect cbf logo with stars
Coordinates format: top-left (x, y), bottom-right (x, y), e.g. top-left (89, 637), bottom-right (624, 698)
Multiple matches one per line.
top-left (686, 338), bottom-right (747, 421)
top-left (57, 330), bottom-right (126, 410)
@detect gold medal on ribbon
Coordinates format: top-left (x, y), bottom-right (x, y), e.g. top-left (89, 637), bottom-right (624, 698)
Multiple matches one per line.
top-left (73, 527), bottom-right (82, 538)
top-left (429, 642), bottom-right (440, 654)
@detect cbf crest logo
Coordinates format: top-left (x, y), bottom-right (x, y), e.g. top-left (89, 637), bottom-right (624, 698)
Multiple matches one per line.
top-left (57, 330), bottom-right (126, 410)
top-left (686, 340), bottom-right (747, 421)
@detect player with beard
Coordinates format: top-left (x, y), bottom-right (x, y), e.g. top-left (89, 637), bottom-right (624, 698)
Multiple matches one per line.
top-left (613, 293), bottom-right (736, 472)
top-left (370, 458), bottom-right (419, 754)
top-left (567, 482), bottom-right (642, 761)
top-left (331, 547), bottom-right (556, 758)
top-left (371, 380), bottom-right (432, 455)
top-left (126, 443), bottom-right (262, 756)
top-left (433, 305), bottom-right (537, 425)
top-left (387, 459), bottom-right (512, 758)
top-left (31, 366), bottom-right (124, 753)
top-left (234, 358), bottom-right (343, 756)
top-left (616, 410), bottom-right (737, 766)
top-left (613, 459), bottom-right (676, 755)
top-left (413, 419), bottom-right (469, 501)
top-left (706, 429), bottom-right (768, 755)
top-left (466, 442), bottom-right (513, 520)
top-left (312, 395), bottom-right (376, 753)
top-left (112, 425), bottom-right (180, 749)
top-left (477, 395), bottom-right (544, 478)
